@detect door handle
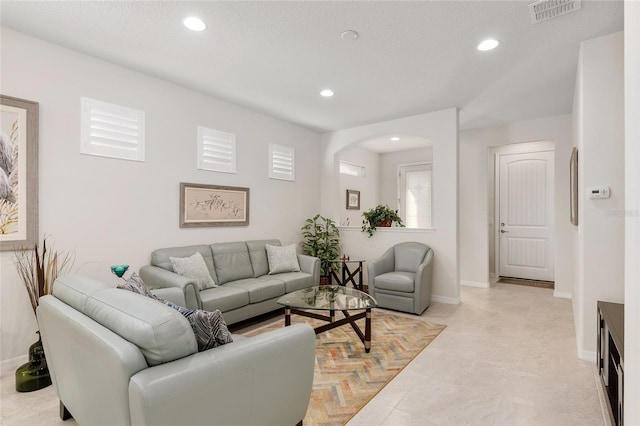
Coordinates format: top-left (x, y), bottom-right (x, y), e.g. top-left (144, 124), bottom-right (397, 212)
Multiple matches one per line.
top-left (500, 230), bottom-right (509, 233)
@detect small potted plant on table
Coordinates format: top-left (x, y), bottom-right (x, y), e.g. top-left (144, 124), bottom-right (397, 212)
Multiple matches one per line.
top-left (361, 204), bottom-right (405, 237)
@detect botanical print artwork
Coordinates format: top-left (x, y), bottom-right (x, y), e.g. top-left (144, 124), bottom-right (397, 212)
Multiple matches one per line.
top-left (0, 106), bottom-right (23, 236)
top-left (180, 183), bottom-right (250, 227)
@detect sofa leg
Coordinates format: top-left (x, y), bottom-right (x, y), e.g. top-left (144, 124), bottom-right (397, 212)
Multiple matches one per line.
top-left (60, 401), bottom-right (73, 421)
top-left (295, 421), bottom-right (303, 426)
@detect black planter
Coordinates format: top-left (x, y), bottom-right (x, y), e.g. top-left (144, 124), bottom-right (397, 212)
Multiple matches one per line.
top-left (15, 332), bottom-right (52, 392)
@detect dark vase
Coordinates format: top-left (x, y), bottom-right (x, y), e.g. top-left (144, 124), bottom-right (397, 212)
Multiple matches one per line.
top-left (377, 219), bottom-right (392, 227)
top-left (15, 332), bottom-right (52, 392)
top-left (319, 276), bottom-right (330, 286)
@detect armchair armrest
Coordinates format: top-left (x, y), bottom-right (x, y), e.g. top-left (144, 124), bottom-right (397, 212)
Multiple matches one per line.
top-left (297, 254), bottom-right (320, 285)
top-left (139, 265), bottom-right (201, 310)
top-left (128, 324), bottom-right (315, 426)
top-left (367, 247), bottom-right (395, 296)
top-left (414, 249), bottom-right (434, 313)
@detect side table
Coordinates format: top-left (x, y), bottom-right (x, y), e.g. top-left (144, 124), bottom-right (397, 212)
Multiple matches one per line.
top-left (329, 259), bottom-right (366, 292)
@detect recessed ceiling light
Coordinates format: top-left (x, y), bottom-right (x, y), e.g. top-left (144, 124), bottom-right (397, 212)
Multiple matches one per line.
top-left (184, 16), bottom-right (206, 32)
top-left (390, 137), bottom-right (400, 141)
top-left (341, 30), bottom-right (359, 41)
top-left (320, 89), bottom-right (334, 97)
top-left (477, 39), bottom-right (499, 51)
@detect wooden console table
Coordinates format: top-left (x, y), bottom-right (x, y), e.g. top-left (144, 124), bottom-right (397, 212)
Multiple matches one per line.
top-left (597, 301), bottom-right (624, 426)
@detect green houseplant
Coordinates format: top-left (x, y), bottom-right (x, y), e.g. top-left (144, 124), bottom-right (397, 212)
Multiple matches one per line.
top-left (301, 214), bottom-right (340, 282)
top-left (361, 204), bottom-right (405, 237)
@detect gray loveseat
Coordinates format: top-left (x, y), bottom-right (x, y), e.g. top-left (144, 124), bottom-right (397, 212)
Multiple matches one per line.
top-left (38, 274), bottom-right (315, 426)
top-left (140, 239), bottom-right (320, 325)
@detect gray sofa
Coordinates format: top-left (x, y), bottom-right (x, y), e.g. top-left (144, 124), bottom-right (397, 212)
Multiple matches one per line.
top-left (140, 239), bottom-right (320, 325)
top-left (38, 274), bottom-right (316, 426)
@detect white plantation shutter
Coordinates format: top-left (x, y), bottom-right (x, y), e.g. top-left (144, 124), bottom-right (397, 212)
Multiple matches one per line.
top-left (197, 126), bottom-right (236, 173)
top-left (80, 97), bottom-right (145, 161)
top-left (269, 143), bottom-right (295, 181)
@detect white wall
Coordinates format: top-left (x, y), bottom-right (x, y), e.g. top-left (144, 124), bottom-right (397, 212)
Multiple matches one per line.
top-left (624, 2), bottom-right (640, 422)
top-left (0, 28), bottom-right (321, 364)
top-left (573, 31), bottom-right (625, 361)
top-left (459, 115), bottom-right (573, 294)
top-left (320, 109), bottom-right (459, 303)
top-left (379, 147), bottom-right (433, 209)
top-left (336, 147), bottom-right (380, 226)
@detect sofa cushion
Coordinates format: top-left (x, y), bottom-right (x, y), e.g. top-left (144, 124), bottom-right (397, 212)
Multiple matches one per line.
top-left (266, 244), bottom-right (301, 275)
top-left (211, 242), bottom-right (254, 284)
top-left (246, 239), bottom-right (281, 277)
top-left (170, 252), bottom-right (217, 290)
top-left (226, 277), bottom-right (285, 304)
top-left (85, 288), bottom-right (197, 366)
top-left (374, 272), bottom-right (415, 293)
top-left (118, 274), bottom-right (232, 352)
top-left (151, 245), bottom-right (218, 283)
top-left (272, 271), bottom-right (314, 293)
top-left (199, 285), bottom-right (250, 313)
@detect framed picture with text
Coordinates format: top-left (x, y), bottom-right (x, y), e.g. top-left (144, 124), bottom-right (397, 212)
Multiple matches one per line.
top-left (180, 182), bottom-right (250, 227)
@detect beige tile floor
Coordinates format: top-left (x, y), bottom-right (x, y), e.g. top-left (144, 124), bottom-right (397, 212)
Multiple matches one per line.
top-left (1, 282), bottom-right (607, 426)
top-left (348, 283), bottom-right (608, 426)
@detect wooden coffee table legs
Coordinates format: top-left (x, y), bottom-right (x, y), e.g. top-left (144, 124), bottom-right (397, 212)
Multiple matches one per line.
top-left (284, 307), bottom-right (373, 353)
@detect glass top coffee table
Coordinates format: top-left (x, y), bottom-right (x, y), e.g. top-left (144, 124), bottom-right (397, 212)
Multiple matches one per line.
top-left (277, 286), bottom-right (377, 353)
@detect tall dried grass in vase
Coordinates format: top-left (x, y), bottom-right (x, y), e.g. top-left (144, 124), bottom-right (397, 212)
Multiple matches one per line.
top-left (14, 236), bottom-right (75, 317)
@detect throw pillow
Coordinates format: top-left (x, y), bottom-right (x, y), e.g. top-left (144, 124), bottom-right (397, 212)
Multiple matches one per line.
top-left (117, 273), bottom-right (232, 351)
top-left (169, 252), bottom-right (216, 290)
top-left (266, 243), bottom-right (300, 275)
top-left (118, 272), bottom-right (154, 297)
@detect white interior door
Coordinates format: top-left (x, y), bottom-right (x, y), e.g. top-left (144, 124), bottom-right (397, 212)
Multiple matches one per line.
top-left (498, 151), bottom-right (554, 281)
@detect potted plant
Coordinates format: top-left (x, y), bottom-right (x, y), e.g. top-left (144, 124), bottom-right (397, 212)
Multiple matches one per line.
top-left (301, 214), bottom-right (340, 285)
top-left (361, 204), bottom-right (405, 237)
top-left (13, 236), bottom-right (75, 392)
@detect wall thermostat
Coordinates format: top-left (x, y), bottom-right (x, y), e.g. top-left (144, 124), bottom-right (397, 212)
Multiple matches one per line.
top-left (589, 186), bottom-right (610, 199)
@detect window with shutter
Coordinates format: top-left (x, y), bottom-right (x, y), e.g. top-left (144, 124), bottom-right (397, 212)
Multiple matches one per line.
top-left (80, 97), bottom-right (145, 162)
top-left (268, 143), bottom-right (295, 181)
top-left (197, 126), bottom-right (236, 174)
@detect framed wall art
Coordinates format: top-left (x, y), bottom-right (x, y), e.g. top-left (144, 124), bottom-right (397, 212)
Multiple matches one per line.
top-left (570, 147), bottom-right (578, 226)
top-left (0, 95), bottom-right (39, 251)
top-left (346, 189), bottom-right (360, 210)
top-left (180, 182), bottom-right (250, 227)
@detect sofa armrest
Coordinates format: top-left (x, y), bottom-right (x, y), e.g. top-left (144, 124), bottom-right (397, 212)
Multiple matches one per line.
top-left (128, 323), bottom-right (315, 426)
top-left (297, 254), bottom-right (320, 285)
top-left (150, 287), bottom-right (187, 306)
top-left (139, 265), bottom-right (201, 310)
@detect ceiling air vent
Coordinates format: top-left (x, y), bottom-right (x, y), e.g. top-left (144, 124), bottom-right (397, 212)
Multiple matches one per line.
top-left (529, 0), bottom-right (581, 24)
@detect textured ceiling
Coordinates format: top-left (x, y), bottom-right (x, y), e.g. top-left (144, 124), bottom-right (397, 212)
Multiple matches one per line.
top-left (0, 1), bottom-right (624, 133)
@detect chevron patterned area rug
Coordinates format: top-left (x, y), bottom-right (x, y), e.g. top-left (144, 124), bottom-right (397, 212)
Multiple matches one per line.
top-left (245, 310), bottom-right (446, 426)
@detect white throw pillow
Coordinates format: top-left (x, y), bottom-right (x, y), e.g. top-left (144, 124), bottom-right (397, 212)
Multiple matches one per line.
top-left (170, 252), bottom-right (217, 290)
top-left (266, 244), bottom-right (301, 275)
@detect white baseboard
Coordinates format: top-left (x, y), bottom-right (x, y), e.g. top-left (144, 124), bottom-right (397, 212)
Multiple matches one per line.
top-left (0, 354), bottom-right (28, 375)
top-left (553, 290), bottom-right (572, 299)
top-left (431, 295), bottom-right (461, 305)
top-left (460, 280), bottom-right (490, 288)
top-left (578, 349), bottom-right (597, 363)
